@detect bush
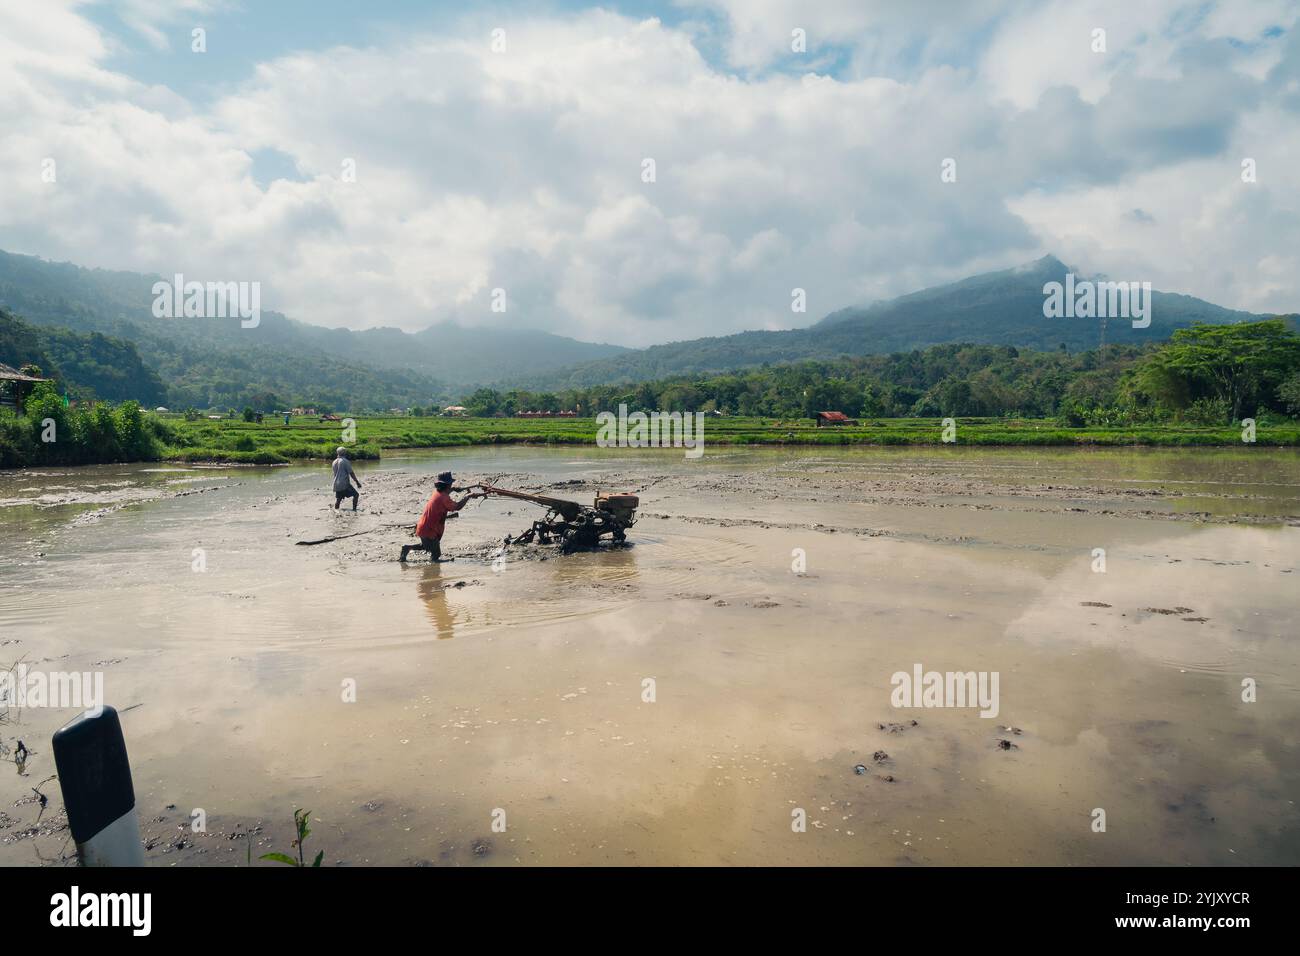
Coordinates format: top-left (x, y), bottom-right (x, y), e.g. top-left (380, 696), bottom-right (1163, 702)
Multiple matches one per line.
top-left (79, 402), bottom-right (122, 461)
top-left (0, 384), bottom-right (163, 467)
top-left (1278, 372), bottom-right (1300, 417)
top-left (1183, 397), bottom-right (1231, 426)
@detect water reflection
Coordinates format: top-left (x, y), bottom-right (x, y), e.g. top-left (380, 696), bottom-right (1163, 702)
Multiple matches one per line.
top-left (412, 563), bottom-right (458, 639)
top-left (407, 543), bottom-right (643, 642)
top-left (541, 542), bottom-right (642, 589)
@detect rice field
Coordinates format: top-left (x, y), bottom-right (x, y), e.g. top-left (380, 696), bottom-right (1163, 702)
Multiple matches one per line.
top-left (158, 414), bottom-right (1300, 464)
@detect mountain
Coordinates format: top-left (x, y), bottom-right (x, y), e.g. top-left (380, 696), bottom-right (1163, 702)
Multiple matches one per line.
top-left (0, 307), bottom-right (167, 404)
top-left (2, 249), bottom-right (1281, 405)
top-left (811, 255), bottom-right (1259, 351)
top-left (0, 250), bottom-right (627, 406)
top-left (285, 320), bottom-right (628, 384)
top-left (520, 255), bottom-right (1270, 389)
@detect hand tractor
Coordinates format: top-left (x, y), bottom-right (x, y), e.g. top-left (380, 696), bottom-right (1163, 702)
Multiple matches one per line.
top-left (468, 483), bottom-right (639, 553)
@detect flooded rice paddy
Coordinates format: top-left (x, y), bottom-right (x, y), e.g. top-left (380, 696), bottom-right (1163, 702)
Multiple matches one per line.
top-left (0, 445), bottom-right (1297, 865)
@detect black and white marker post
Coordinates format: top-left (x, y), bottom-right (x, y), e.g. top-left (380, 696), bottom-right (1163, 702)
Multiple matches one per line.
top-left (52, 705), bottom-right (146, 866)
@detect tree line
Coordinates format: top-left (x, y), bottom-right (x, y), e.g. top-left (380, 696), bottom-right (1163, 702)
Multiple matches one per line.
top-left (447, 320), bottom-right (1300, 425)
top-left (0, 380), bottom-right (171, 468)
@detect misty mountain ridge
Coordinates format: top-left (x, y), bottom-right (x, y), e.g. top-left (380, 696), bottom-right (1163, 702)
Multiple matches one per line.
top-left (0, 248), bottom-right (1282, 406)
top-left (0, 249), bottom-right (627, 392)
top-left (521, 254), bottom-right (1271, 389)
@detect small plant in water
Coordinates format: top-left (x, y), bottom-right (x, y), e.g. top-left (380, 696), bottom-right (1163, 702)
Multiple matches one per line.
top-left (260, 807), bottom-right (323, 867)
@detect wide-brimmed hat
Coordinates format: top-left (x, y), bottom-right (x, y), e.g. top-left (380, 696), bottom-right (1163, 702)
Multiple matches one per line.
top-left (437, 471), bottom-right (454, 485)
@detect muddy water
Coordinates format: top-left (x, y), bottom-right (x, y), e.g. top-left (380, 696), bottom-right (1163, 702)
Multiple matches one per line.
top-left (1, 446), bottom-right (1297, 866)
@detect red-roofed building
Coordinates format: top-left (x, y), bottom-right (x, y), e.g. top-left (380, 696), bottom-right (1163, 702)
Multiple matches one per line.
top-left (814, 410), bottom-right (857, 427)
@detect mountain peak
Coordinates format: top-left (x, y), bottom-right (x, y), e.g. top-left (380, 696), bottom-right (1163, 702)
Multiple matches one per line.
top-left (1017, 254), bottom-right (1068, 276)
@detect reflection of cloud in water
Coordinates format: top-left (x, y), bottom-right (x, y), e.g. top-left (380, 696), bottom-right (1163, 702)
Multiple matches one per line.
top-left (1006, 525), bottom-right (1300, 687)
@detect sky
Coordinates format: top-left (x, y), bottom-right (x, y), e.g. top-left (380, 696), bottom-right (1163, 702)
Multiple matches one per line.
top-left (1, 0), bottom-right (1298, 346)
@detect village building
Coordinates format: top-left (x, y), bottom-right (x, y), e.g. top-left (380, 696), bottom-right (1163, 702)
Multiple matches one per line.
top-left (814, 410), bottom-right (858, 427)
top-left (0, 363), bottom-right (51, 413)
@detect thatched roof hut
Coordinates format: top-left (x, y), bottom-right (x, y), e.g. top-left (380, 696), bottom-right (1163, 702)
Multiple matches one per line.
top-left (0, 362), bottom-right (51, 412)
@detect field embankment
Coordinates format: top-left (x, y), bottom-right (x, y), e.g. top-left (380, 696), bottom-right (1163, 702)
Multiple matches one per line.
top-left (160, 414), bottom-right (1300, 463)
top-left (6, 406), bottom-right (1299, 470)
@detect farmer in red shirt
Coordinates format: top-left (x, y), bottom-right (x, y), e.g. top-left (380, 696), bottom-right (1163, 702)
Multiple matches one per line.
top-left (400, 471), bottom-right (483, 562)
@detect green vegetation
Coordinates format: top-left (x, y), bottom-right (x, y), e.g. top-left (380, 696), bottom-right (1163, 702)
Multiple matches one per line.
top-left (260, 808), bottom-right (323, 868)
top-left (449, 320), bottom-right (1300, 427)
top-left (4, 321), bottom-right (1299, 469)
top-left (157, 412), bottom-right (1297, 461)
top-left (5, 403), bottom-right (1297, 471)
top-left (1135, 320), bottom-right (1300, 422)
top-left (2, 248), bottom-right (1286, 408)
top-left (161, 417), bottom-right (381, 464)
top-left (0, 263), bottom-right (447, 411)
top-left (0, 248), bottom-right (622, 403)
top-left (517, 255), bottom-right (1272, 390)
top-left (0, 307), bottom-right (165, 404)
top-left (0, 381), bottom-right (169, 468)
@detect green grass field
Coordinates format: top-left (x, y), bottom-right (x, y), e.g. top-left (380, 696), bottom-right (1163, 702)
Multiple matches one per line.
top-left (160, 414), bottom-right (1300, 464)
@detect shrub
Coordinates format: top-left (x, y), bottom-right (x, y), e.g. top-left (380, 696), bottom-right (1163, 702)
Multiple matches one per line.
top-left (1183, 397), bottom-right (1231, 426)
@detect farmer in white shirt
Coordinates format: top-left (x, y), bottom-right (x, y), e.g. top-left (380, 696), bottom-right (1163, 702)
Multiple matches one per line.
top-left (331, 446), bottom-right (362, 510)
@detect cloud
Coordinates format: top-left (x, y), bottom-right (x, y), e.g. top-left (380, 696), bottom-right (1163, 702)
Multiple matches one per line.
top-left (1, 1), bottom-right (1297, 347)
top-left (91, 0), bottom-right (225, 51)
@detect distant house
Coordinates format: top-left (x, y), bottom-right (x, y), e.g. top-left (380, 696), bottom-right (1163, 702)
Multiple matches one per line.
top-left (0, 363), bottom-right (50, 413)
top-left (814, 410), bottom-right (857, 427)
top-left (442, 405), bottom-right (467, 416)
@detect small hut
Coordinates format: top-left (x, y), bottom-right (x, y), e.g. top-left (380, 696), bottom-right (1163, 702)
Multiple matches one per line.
top-left (0, 363), bottom-right (50, 413)
top-left (814, 410), bottom-right (857, 427)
